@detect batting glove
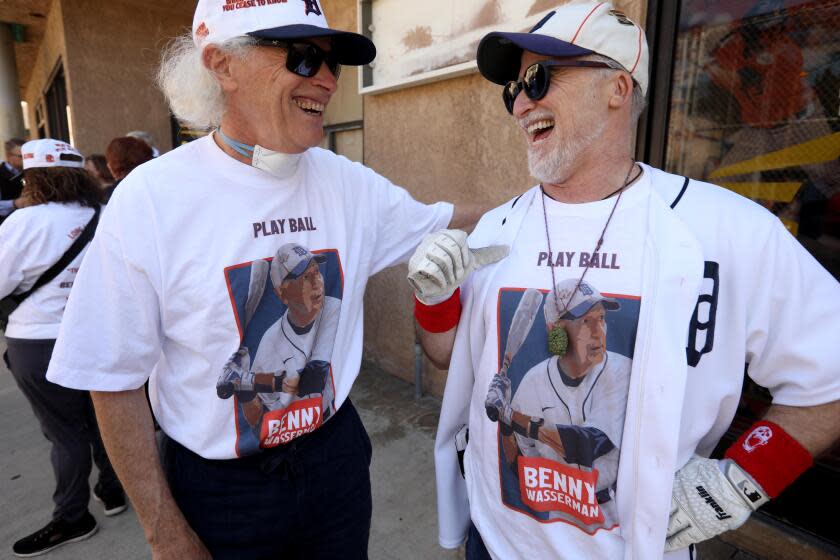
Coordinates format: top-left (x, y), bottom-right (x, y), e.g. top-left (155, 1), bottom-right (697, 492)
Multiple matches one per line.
top-left (216, 346), bottom-right (254, 399)
top-left (484, 373), bottom-right (513, 427)
top-left (666, 455), bottom-right (769, 551)
top-left (408, 230), bottom-right (509, 305)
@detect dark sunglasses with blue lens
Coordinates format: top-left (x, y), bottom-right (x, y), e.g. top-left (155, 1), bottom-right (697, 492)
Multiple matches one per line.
top-left (254, 39), bottom-right (342, 80)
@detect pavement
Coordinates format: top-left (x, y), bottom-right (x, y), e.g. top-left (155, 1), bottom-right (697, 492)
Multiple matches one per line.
top-left (0, 335), bottom-right (749, 559)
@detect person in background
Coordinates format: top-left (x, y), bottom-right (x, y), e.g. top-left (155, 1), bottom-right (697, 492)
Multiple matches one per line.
top-left (103, 136), bottom-right (154, 201)
top-left (0, 139), bottom-right (126, 558)
top-left (84, 154), bottom-right (115, 191)
top-left (126, 130), bottom-right (161, 157)
top-left (0, 138), bottom-right (25, 224)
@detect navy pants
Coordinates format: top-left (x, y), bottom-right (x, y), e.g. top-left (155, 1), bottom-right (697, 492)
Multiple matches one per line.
top-left (161, 399), bottom-right (373, 559)
top-left (466, 523), bottom-right (492, 560)
top-left (5, 337), bottom-right (122, 522)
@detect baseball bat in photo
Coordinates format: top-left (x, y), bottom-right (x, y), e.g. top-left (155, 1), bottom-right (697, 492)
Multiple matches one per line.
top-left (486, 288), bottom-right (543, 422)
top-left (244, 258), bottom-right (269, 328)
top-left (500, 288), bottom-right (543, 377)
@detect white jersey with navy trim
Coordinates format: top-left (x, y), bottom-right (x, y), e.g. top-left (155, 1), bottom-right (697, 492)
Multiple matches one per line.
top-left (435, 164), bottom-right (840, 560)
top-left (513, 351), bottom-right (631, 497)
top-left (251, 296), bottom-right (340, 411)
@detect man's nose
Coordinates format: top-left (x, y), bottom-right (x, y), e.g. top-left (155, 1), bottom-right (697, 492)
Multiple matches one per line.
top-left (310, 63), bottom-right (338, 95)
top-left (512, 87), bottom-right (536, 118)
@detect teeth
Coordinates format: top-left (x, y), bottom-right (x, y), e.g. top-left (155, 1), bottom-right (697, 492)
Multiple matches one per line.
top-left (526, 120), bottom-right (554, 135)
top-left (295, 98), bottom-right (324, 113)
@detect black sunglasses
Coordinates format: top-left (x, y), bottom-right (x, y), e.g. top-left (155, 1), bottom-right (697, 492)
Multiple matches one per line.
top-left (502, 60), bottom-right (614, 114)
top-left (254, 39), bottom-right (342, 79)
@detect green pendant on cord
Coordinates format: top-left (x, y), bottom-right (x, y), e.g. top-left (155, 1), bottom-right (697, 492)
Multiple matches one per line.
top-left (548, 325), bottom-right (569, 356)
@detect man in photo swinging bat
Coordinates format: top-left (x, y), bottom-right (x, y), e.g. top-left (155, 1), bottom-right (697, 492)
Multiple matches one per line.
top-left (485, 279), bottom-right (631, 532)
top-left (248, 243), bottom-right (339, 429)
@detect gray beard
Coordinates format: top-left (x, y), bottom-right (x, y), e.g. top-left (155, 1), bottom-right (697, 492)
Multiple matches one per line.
top-left (527, 119), bottom-right (607, 184)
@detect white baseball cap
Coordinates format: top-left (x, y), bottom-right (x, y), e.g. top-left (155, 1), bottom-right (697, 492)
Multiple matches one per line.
top-left (270, 243), bottom-right (327, 287)
top-left (192, 0), bottom-right (375, 65)
top-left (477, 1), bottom-right (649, 95)
top-left (21, 139), bottom-right (85, 170)
top-left (544, 279), bottom-right (620, 325)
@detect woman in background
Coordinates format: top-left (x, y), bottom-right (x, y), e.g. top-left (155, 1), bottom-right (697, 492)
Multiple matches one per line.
top-left (0, 139), bottom-right (126, 558)
top-left (84, 154), bottom-right (114, 191)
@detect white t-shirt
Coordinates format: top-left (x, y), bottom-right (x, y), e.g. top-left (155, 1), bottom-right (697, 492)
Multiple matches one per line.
top-left (463, 176), bottom-right (649, 558)
top-left (46, 135), bottom-right (452, 459)
top-left (437, 164), bottom-right (840, 559)
top-left (0, 202), bottom-right (96, 339)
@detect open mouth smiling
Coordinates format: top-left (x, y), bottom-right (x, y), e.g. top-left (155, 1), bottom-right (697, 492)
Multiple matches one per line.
top-left (524, 118), bottom-right (555, 143)
top-left (294, 97), bottom-right (325, 116)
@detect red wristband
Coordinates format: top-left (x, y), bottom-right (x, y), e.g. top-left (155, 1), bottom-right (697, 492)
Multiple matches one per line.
top-left (414, 289), bottom-right (461, 333)
top-left (725, 420), bottom-right (812, 498)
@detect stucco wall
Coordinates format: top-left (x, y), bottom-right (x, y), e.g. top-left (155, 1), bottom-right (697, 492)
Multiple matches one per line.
top-left (59, 0), bottom-right (193, 156)
top-left (321, 0), bottom-right (363, 126)
top-left (361, 0), bottom-right (647, 395)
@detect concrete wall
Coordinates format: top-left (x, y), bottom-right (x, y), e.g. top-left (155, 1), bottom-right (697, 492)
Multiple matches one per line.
top-left (360, 0), bottom-right (647, 395)
top-left (59, 0), bottom-right (193, 156)
top-left (0, 25), bottom-right (25, 144)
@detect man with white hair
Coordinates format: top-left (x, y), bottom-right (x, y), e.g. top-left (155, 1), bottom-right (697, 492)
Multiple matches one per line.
top-left (216, 242), bottom-right (340, 434)
top-left (45, 1), bottom-right (476, 557)
top-left (407, 2), bottom-right (840, 559)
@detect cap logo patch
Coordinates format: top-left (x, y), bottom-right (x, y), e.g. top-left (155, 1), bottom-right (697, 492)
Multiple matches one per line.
top-left (292, 245), bottom-right (308, 257)
top-left (302, 0), bottom-right (321, 16)
top-left (609, 9), bottom-right (633, 26)
top-left (743, 425), bottom-right (773, 453)
top-left (529, 10), bottom-right (555, 33)
top-left (46, 154), bottom-right (55, 162)
top-left (578, 283), bottom-right (594, 296)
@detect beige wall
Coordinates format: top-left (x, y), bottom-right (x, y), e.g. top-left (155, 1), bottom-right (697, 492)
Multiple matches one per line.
top-left (60, 0), bottom-right (193, 156)
top-left (321, 0), bottom-right (363, 127)
top-left (360, 0), bottom-right (647, 395)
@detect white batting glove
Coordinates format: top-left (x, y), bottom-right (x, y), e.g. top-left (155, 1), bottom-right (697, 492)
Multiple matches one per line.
top-left (407, 229), bottom-right (509, 305)
top-left (666, 455), bottom-right (769, 552)
top-left (484, 373), bottom-right (513, 426)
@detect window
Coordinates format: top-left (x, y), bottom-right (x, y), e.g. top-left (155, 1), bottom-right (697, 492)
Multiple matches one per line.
top-left (657, 0), bottom-right (840, 550)
top-left (44, 64), bottom-right (70, 143)
top-left (321, 121), bottom-right (364, 163)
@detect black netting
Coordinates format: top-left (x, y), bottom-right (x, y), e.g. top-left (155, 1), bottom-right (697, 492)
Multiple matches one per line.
top-left (666, 1), bottom-right (840, 281)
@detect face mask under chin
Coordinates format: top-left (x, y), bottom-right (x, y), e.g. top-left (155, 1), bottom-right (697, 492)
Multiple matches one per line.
top-left (216, 129), bottom-right (303, 180)
top-left (252, 145), bottom-right (302, 180)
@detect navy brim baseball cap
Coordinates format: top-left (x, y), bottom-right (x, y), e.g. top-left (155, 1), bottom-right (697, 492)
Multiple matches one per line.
top-left (286, 252), bottom-right (328, 280)
top-left (248, 25), bottom-right (376, 66)
top-left (477, 31), bottom-right (593, 86)
top-left (562, 297), bottom-right (620, 320)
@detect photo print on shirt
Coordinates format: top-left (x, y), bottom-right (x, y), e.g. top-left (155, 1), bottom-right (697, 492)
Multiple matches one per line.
top-left (493, 285), bottom-right (640, 534)
top-left (219, 244), bottom-right (343, 457)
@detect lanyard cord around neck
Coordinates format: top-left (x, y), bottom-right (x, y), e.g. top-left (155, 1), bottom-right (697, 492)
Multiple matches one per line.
top-left (542, 160), bottom-right (637, 319)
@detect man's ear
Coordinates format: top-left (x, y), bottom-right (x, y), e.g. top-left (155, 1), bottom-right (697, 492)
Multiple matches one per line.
top-left (276, 284), bottom-right (288, 305)
top-left (203, 45), bottom-right (238, 93)
top-left (608, 71), bottom-right (634, 110)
